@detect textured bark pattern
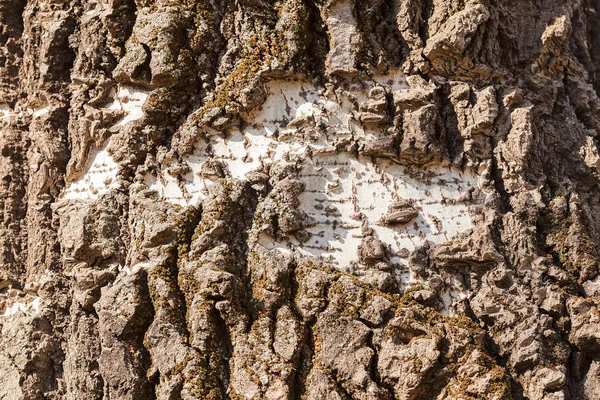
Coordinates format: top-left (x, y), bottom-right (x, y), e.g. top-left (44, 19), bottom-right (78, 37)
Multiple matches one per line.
top-left (0, 0), bottom-right (600, 399)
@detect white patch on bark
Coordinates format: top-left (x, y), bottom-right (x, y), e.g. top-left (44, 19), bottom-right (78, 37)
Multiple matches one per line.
top-left (0, 104), bottom-right (10, 139)
top-left (1, 297), bottom-right (41, 319)
top-left (0, 104), bottom-right (11, 120)
top-left (440, 288), bottom-right (468, 316)
top-left (146, 72), bottom-right (486, 274)
top-left (28, 105), bottom-right (49, 118)
top-left (287, 155), bottom-right (481, 267)
top-left (120, 261), bottom-right (151, 276)
top-left (107, 86), bottom-right (149, 127)
top-left (63, 143), bottom-right (120, 200)
top-left (62, 86), bottom-right (148, 201)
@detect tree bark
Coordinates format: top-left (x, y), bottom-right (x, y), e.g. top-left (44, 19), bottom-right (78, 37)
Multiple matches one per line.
top-left (0, 0), bottom-right (600, 399)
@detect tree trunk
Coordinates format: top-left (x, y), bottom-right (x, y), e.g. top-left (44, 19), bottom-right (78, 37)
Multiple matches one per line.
top-left (0, 0), bottom-right (600, 399)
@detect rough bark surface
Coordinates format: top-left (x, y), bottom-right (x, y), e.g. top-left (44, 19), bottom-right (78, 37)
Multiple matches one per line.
top-left (1, 0), bottom-right (600, 399)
